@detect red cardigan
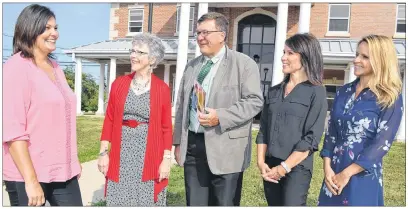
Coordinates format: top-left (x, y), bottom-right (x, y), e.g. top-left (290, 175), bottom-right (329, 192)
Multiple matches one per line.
top-left (100, 72), bottom-right (173, 202)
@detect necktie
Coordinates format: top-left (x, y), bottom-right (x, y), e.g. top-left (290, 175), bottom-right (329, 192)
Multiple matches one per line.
top-left (196, 60), bottom-right (214, 84)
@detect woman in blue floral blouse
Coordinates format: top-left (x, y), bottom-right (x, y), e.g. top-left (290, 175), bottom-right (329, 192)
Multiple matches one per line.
top-left (317, 34), bottom-right (404, 206)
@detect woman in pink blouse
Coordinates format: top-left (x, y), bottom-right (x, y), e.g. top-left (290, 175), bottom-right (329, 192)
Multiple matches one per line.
top-left (3, 4), bottom-right (82, 206)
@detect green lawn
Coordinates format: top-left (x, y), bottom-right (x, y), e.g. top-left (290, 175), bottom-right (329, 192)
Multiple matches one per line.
top-left (77, 117), bottom-right (406, 206)
top-left (77, 116), bottom-right (105, 163)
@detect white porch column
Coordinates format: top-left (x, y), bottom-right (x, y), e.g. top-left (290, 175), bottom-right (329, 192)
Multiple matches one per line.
top-left (173, 3), bottom-right (191, 114)
top-left (348, 64), bottom-right (357, 82)
top-left (164, 64), bottom-right (171, 85)
top-left (195, 3), bottom-right (208, 57)
top-left (105, 64), bottom-right (111, 112)
top-left (271, 3), bottom-right (288, 86)
top-left (106, 63), bottom-right (111, 95)
top-left (344, 69), bottom-right (350, 84)
top-left (396, 69), bottom-right (406, 141)
top-left (96, 63), bottom-right (106, 115)
top-left (109, 58), bottom-right (117, 95)
top-left (298, 3), bottom-right (311, 33)
top-left (74, 57), bottom-right (83, 115)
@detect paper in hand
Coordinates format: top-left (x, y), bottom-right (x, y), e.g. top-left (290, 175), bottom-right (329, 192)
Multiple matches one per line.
top-left (193, 80), bottom-right (206, 113)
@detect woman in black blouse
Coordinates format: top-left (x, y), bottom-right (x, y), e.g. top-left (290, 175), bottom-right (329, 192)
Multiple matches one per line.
top-left (256, 33), bottom-right (328, 206)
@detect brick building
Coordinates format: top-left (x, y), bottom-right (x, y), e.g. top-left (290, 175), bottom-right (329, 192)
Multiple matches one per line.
top-left (64, 3), bottom-right (406, 140)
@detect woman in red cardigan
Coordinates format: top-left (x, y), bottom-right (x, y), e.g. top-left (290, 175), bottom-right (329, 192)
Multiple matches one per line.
top-left (97, 33), bottom-right (173, 206)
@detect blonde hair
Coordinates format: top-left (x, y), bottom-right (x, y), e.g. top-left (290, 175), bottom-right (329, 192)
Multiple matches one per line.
top-left (358, 34), bottom-right (402, 108)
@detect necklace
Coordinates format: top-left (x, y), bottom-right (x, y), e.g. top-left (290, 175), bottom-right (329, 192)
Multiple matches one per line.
top-left (131, 75), bottom-right (151, 92)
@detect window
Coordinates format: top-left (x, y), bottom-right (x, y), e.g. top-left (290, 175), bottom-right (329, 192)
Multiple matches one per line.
top-left (176, 6), bottom-right (195, 33)
top-left (396, 4), bottom-right (406, 33)
top-left (328, 4), bottom-right (350, 32)
top-left (129, 9), bottom-right (144, 33)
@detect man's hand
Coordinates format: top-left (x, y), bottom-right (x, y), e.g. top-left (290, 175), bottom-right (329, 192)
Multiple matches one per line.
top-left (198, 108), bottom-right (219, 127)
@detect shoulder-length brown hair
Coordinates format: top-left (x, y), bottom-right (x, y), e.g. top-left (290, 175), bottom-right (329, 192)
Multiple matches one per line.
top-left (13, 4), bottom-right (56, 59)
top-left (284, 33), bottom-right (324, 85)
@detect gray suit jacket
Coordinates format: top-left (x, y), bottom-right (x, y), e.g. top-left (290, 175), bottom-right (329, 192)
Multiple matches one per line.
top-left (173, 47), bottom-right (264, 175)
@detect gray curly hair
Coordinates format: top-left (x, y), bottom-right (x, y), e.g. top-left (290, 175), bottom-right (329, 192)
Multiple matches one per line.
top-left (132, 33), bottom-right (165, 69)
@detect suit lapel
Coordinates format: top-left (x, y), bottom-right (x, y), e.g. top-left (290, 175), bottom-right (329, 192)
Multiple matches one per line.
top-left (184, 56), bottom-right (204, 98)
top-left (208, 48), bottom-right (230, 103)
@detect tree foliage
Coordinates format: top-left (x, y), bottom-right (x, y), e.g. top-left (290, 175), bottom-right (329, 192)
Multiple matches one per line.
top-left (63, 66), bottom-right (100, 112)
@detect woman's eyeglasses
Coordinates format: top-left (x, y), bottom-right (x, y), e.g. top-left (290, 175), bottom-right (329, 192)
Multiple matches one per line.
top-left (129, 49), bottom-right (149, 57)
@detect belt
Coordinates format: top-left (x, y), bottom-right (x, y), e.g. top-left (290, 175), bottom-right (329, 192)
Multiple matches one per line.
top-left (188, 130), bottom-right (204, 135)
top-left (122, 120), bottom-right (148, 128)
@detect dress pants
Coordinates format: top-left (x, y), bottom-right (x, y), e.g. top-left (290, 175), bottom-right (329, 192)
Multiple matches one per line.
top-left (4, 176), bottom-right (83, 206)
top-left (263, 156), bottom-right (312, 206)
top-left (184, 131), bottom-right (244, 206)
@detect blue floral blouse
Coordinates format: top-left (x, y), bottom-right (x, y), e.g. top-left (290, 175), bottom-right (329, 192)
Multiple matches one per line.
top-left (318, 78), bottom-right (403, 206)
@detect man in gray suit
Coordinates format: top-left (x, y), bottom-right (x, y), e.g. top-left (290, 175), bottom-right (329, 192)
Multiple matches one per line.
top-left (173, 12), bottom-right (263, 206)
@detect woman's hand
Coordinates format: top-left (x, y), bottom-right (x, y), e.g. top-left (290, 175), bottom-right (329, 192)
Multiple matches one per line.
top-left (25, 181), bottom-right (45, 206)
top-left (257, 162), bottom-right (271, 175)
top-left (323, 164), bottom-right (338, 195)
top-left (97, 155), bottom-right (109, 176)
top-left (262, 166), bottom-right (281, 183)
top-left (158, 158), bottom-right (171, 182)
top-left (332, 171), bottom-right (351, 195)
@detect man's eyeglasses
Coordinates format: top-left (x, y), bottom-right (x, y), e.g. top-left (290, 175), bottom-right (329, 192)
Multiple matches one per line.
top-left (194, 30), bottom-right (223, 37)
top-left (129, 49), bottom-right (149, 57)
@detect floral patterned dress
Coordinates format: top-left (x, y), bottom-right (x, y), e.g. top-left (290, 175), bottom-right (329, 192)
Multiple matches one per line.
top-left (318, 78), bottom-right (403, 206)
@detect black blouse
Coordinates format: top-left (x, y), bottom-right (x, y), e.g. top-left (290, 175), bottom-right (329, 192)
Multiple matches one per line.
top-left (256, 79), bottom-right (328, 170)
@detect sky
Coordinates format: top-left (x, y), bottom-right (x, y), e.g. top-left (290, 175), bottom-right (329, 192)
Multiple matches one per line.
top-left (2, 3), bottom-right (111, 80)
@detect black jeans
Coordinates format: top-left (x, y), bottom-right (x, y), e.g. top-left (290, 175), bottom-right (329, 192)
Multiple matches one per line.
top-left (184, 131), bottom-right (244, 206)
top-left (4, 181), bottom-right (19, 206)
top-left (263, 156), bottom-right (312, 206)
top-left (4, 176), bottom-right (83, 206)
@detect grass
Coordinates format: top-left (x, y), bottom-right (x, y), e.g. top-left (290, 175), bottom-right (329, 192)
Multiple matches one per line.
top-left (77, 116), bottom-right (104, 163)
top-left (77, 117), bottom-right (406, 206)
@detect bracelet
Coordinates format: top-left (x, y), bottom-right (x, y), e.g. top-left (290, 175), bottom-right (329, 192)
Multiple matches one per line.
top-left (99, 149), bottom-right (109, 157)
top-left (280, 161), bottom-right (291, 173)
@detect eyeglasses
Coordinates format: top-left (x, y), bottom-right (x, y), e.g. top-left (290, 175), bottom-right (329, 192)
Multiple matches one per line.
top-left (194, 30), bottom-right (223, 37)
top-left (129, 49), bottom-right (149, 57)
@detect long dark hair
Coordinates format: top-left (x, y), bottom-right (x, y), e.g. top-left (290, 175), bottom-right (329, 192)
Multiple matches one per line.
top-left (13, 4), bottom-right (56, 59)
top-left (284, 33), bottom-right (324, 85)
